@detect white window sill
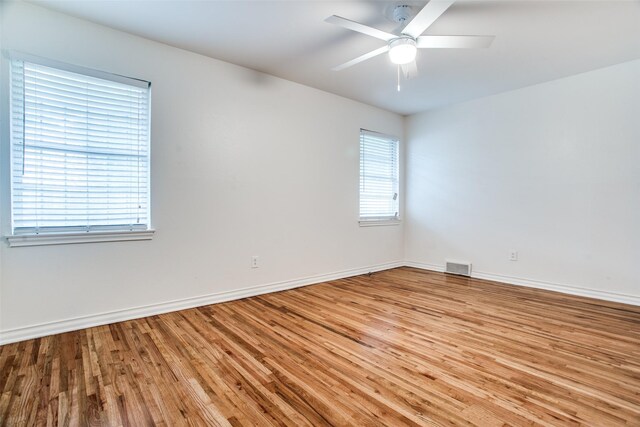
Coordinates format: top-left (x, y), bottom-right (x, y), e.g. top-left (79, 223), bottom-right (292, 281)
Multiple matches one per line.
top-left (6, 229), bottom-right (155, 247)
top-left (359, 219), bottom-right (401, 227)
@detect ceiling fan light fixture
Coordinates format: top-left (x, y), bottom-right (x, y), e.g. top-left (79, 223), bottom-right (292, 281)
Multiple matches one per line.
top-left (388, 37), bottom-right (417, 65)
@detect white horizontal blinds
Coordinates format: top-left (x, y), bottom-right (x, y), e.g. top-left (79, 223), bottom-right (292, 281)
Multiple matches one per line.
top-left (360, 130), bottom-right (399, 220)
top-left (10, 59), bottom-right (150, 234)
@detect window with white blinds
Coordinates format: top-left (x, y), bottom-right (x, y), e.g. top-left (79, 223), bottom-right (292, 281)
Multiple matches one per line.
top-left (9, 56), bottom-right (151, 235)
top-left (359, 129), bottom-right (399, 221)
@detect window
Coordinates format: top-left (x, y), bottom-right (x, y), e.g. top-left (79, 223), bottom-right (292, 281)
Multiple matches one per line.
top-left (8, 54), bottom-right (151, 245)
top-left (359, 129), bottom-right (399, 223)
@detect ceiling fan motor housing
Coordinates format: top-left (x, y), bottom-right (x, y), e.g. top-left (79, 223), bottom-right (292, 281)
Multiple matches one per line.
top-left (392, 5), bottom-right (415, 24)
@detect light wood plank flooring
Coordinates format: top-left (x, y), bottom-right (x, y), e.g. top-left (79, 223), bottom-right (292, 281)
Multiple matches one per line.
top-left (1, 267), bottom-right (639, 426)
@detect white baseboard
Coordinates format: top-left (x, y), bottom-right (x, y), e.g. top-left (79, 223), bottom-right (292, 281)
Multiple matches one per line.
top-left (404, 261), bottom-right (445, 273)
top-left (4, 259), bottom-right (637, 345)
top-left (0, 261), bottom-right (403, 345)
top-left (405, 261), bottom-right (640, 306)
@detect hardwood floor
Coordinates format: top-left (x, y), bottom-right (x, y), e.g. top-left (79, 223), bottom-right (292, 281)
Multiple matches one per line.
top-left (1, 267), bottom-right (639, 426)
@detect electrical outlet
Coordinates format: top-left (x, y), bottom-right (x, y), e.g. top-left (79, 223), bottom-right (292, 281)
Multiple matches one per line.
top-left (509, 251), bottom-right (518, 261)
top-left (251, 256), bottom-right (259, 268)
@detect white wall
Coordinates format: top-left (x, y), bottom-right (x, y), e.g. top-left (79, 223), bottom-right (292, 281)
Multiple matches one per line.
top-left (405, 59), bottom-right (640, 303)
top-left (0, 2), bottom-right (404, 342)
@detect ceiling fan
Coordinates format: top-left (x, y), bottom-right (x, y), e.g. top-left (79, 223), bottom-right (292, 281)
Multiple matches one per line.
top-left (325, 0), bottom-right (494, 80)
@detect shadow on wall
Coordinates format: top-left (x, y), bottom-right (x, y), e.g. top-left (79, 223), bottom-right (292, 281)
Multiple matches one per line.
top-left (238, 67), bottom-right (278, 87)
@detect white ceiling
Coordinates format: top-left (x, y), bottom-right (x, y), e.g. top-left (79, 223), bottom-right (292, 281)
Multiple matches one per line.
top-left (30, 0), bottom-right (640, 115)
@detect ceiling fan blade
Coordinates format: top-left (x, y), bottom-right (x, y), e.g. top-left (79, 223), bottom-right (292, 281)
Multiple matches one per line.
top-left (401, 0), bottom-right (455, 39)
top-left (401, 61), bottom-right (419, 79)
top-left (417, 35), bottom-right (495, 49)
top-left (332, 46), bottom-right (390, 71)
top-left (325, 15), bottom-right (396, 41)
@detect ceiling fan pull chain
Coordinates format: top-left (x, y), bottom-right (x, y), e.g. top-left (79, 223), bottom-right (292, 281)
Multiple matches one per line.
top-left (397, 65), bottom-right (401, 92)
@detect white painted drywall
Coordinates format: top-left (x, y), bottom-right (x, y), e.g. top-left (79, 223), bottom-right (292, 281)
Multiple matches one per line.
top-left (0, 2), bottom-right (404, 336)
top-left (405, 59), bottom-right (640, 300)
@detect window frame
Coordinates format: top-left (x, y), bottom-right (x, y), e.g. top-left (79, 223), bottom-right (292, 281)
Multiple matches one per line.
top-left (358, 128), bottom-right (401, 226)
top-left (5, 52), bottom-right (154, 247)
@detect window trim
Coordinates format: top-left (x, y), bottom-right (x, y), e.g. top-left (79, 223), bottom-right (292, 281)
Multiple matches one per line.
top-left (358, 219), bottom-right (401, 227)
top-left (7, 229), bottom-right (155, 247)
top-left (5, 52), bottom-right (153, 245)
top-left (359, 129), bottom-right (401, 225)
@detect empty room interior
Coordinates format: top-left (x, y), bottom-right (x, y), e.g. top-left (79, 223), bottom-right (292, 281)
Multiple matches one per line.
top-left (0, 0), bottom-right (639, 425)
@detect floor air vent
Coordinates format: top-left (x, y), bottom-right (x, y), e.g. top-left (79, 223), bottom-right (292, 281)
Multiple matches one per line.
top-left (445, 261), bottom-right (472, 277)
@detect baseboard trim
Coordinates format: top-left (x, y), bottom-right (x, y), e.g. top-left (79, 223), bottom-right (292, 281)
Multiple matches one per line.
top-left (0, 261), bottom-right (403, 345)
top-left (404, 261), bottom-right (445, 273)
top-left (405, 261), bottom-right (640, 306)
top-left (4, 260), bottom-right (637, 345)
top-left (472, 270), bottom-right (640, 306)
